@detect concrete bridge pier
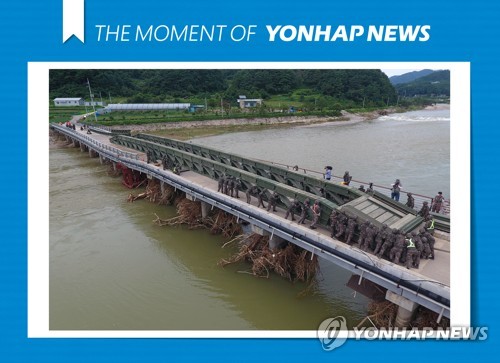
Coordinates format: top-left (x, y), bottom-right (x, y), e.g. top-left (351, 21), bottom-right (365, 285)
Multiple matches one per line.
top-left (200, 201), bottom-right (211, 219)
top-left (386, 290), bottom-right (419, 328)
top-left (250, 224), bottom-right (286, 250)
top-left (89, 149), bottom-right (97, 158)
top-left (73, 140), bottom-right (80, 148)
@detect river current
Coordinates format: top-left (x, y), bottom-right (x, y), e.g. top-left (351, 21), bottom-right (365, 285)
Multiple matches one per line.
top-left (49, 107), bottom-right (450, 331)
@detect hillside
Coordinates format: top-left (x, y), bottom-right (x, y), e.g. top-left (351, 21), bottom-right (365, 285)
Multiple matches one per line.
top-left (389, 69), bottom-right (435, 85)
top-left (394, 70), bottom-right (450, 97)
top-left (49, 69), bottom-right (397, 110)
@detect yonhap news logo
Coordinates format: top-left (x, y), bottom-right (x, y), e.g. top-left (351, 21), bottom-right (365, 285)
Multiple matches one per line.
top-left (317, 316), bottom-right (348, 351)
top-left (317, 316), bottom-right (488, 350)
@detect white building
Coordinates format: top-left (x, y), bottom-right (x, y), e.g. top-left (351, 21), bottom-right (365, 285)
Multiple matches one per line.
top-left (237, 96), bottom-right (263, 109)
top-left (53, 98), bottom-right (84, 106)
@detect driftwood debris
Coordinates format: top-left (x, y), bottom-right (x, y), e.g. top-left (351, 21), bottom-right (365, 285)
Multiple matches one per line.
top-left (218, 233), bottom-right (318, 283)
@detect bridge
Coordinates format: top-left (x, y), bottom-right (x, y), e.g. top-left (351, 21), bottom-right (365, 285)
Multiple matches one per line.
top-left (50, 122), bottom-right (451, 326)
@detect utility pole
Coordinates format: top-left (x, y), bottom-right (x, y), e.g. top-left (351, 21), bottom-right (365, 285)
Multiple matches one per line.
top-left (87, 78), bottom-right (98, 123)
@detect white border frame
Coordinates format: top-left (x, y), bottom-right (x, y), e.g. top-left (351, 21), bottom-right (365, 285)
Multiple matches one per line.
top-left (28, 62), bottom-right (470, 338)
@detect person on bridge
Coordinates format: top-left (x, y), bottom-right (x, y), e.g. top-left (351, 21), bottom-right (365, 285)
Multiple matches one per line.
top-left (162, 155), bottom-right (168, 170)
top-left (361, 223), bottom-right (376, 251)
top-left (391, 179), bottom-right (402, 201)
top-left (246, 186), bottom-right (258, 204)
top-left (424, 215), bottom-right (435, 235)
top-left (342, 171), bottom-right (352, 186)
top-left (358, 185), bottom-right (366, 192)
top-left (267, 192), bottom-right (280, 212)
top-left (309, 200), bottom-right (321, 229)
top-left (421, 229), bottom-right (436, 259)
top-left (390, 231), bottom-right (406, 264)
top-left (405, 193), bottom-right (415, 209)
top-left (329, 210), bottom-right (339, 238)
top-left (377, 229), bottom-right (397, 259)
top-left (217, 174), bottom-right (225, 193)
top-left (257, 189), bottom-right (267, 208)
top-left (405, 233), bottom-right (419, 269)
top-left (285, 199), bottom-right (301, 221)
top-left (366, 182), bottom-right (374, 194)
top-left (335, 211), bottom-right (348, 240)
top-left (418, 201), bottom-right (431, 219)
top-left (146, 150), bottom-right (152, 164)
top-left (373, 224), bottom-right (389, 255)
top-left (432, 192), bottom-right (445, 213)
top-left (234, 178), bottom-right (242, 198)
top-left (228, 177), bottom-right (235, 197)
top-left (357, 220), bottom-right (370, 246)
top-left (86, 129), bottom-right (92, 134)
top-left (223, 177), bottom-right (229, 195)
top-left (324, 166), bottom-right (332, 181)
top-left (297, 199), bottom-right (311, 225)
top-left (411, 231), bottom-right (422, 268)
top-left (345, 216), bottom-right (358, 245)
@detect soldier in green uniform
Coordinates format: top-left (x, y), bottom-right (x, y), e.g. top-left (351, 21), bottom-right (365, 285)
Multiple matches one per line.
top-left (405, 233), bottom-right (419, 269)
top-left (297, 199), bottom-right (311, 225)
top-left (345, 216), bottom-right (358, 245)
top-left (309, 200), bottom-right (321, 229)
top-left (257, 189), bottom-right (267, 208)
top-left (267, 192), bottom-right (279, 212)
top-left (406, 193), bottom-right (415, 209)
top-left (373, 224), bottom-right (389, 255)
top-left (377, 229), bottom-right (397, 259)
top-left (285, 199), bottom-right (301, 221)
top-left (390, 231), bottom-right (406, 264)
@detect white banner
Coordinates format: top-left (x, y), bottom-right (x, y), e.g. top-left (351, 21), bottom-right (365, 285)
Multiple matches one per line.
top-left (62, 0), bottom-right (85, 43)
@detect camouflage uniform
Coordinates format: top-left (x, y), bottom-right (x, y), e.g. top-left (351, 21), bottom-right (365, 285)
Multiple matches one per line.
top-left (373, 224), bottom-right (389, 255)
top-left (424, 216), bottom-right (435, 235)
top-left (228, 177), bottom-right (235, 197)
top-left (357, 221), bottom-right (370, 246)
top-left (432, 192), bottom-right (444, 213)
top-left (423, 231), bottom-right (436, 259)
top-left (246, 186), bottom-right (258, 204)
top-left (410, 231), bottom-right (422, 268)
top-left (285, 200), bottom-right (300, 221)
top-left (309, 201), bottom-right (321, 229)
top-left (405, 193), bottom-right (415, 209)
top-left (377, 229), bottom-right (397, 258)
top-left (162, 156), bottom-right (168, 170)
top-left (234, 178), bottom-right (242, 198)
top-left (345, 216), bottom-right (358, 245)
top-left (362, 223), bottom-right (376, 251)
top-left (418, 201), bottom-right (430, 219)
top-left (335, 212), bottom-right (348, 240)
top-left (223, 178), bottom-right (229, 195)
top-left (217, 175), bottom-right (225, 193)
top-left (329, 210), bottom-right (339, 238)
top-left (257, 189), bottom-right (267, 208)
top-left (390, 232), bottom-right (406, 264)
top-left (297, 199), bottom-right (311, 225)
top-left (405, 234), bottom-right (419, 269)
top-left (267, 192), bottom-right (279, 212)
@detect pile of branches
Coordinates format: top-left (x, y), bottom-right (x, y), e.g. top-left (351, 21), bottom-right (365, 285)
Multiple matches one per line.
top-left (356, 301), bottom-right (398, 329)
top-left (207, 209), bottom-right (242, 239)
top-left (218, 233), bottom-right (318, 283)
top-left (411, 306), bottom-right (450, 329)
top-left (127, 179), bottom-right (177, 204)
top-left (153, 197), bottom-right (204, 229)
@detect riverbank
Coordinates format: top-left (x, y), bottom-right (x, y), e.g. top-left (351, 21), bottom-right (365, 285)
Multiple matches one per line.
top-left (122, 108), bottom-right (399, 140)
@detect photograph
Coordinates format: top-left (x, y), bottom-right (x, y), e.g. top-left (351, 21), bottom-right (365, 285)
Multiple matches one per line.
top-left (44, 66), bottom-right (453, 334)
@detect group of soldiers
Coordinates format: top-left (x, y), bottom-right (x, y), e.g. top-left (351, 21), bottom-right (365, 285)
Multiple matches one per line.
top-left (406, 191), bottom-right (446, 215)
top-left (328, 210), bottom-right (437, 269)
top-left (217, 174), bottom-right (243, 199)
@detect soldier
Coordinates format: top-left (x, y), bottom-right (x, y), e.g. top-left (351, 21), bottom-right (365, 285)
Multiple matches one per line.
top-left (329, 210), bottom-right (339, 238)
top-left (405, 233), bottom-right (419, 269)
top-left (361, 223), bottom-right (376, 251)
top-left (406, 193), bottom-right (415, 209)
top-left (309, 200), bottom-right (321, 229)
top-left (246, 185), bottom-right (258, 204)
top-left (411, 231), bottom-right (422, 268)
top-left (227, 177), bottom-right (235, 197)
top-left (418, 201), bottom-right (430, 219)
top-left (373, 224), bottom-right (389, 255)
top-left (432, 192), bottom-right (445, 213)
top-left (357, 220), bottom-right (370, 246)
top-left (297, 199), bottom-right (311, 225)
top-left (377, 229), bottom-right (397, 258)
top-left (335, 211), bottom-right (348, 240)
top-left (390, 231), bottom-right (406, 264)
top-left (267, 192), bottom-right (279, 212)
top-left (343, 171), bottom-right (352, 186)
top-left (424, 215), bottom-right (435, 235)
top-left (423, 230), bottom-right (436, 259)
top-left (358, 185), bottom-right (366, 192)
top-left (284, 199), bottom-right (301, 221)
top-left (162, 155), bottom-right (168, 170)
top-left (146, 150), bottom-right (152, 164)
top-left (257, 189), bottom-right (267, 208)
top-left (223, 177), bottom-right (229, 195)
top-left (234, 178), bottom-right (242, 198)
top-left (345, 216), bottom-right (358, 245)
top-left (217, 174), bottom-right (225, 193)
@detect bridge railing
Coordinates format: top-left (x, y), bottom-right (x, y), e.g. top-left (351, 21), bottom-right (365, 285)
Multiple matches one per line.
top-left (50, 124), bottom-right (140, 160)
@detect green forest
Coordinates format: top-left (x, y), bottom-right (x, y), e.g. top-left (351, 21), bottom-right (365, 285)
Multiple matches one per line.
top-left (49, 69), bottom-right (398, 110)
top-left (394, 70), bottom-right (450, 97)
